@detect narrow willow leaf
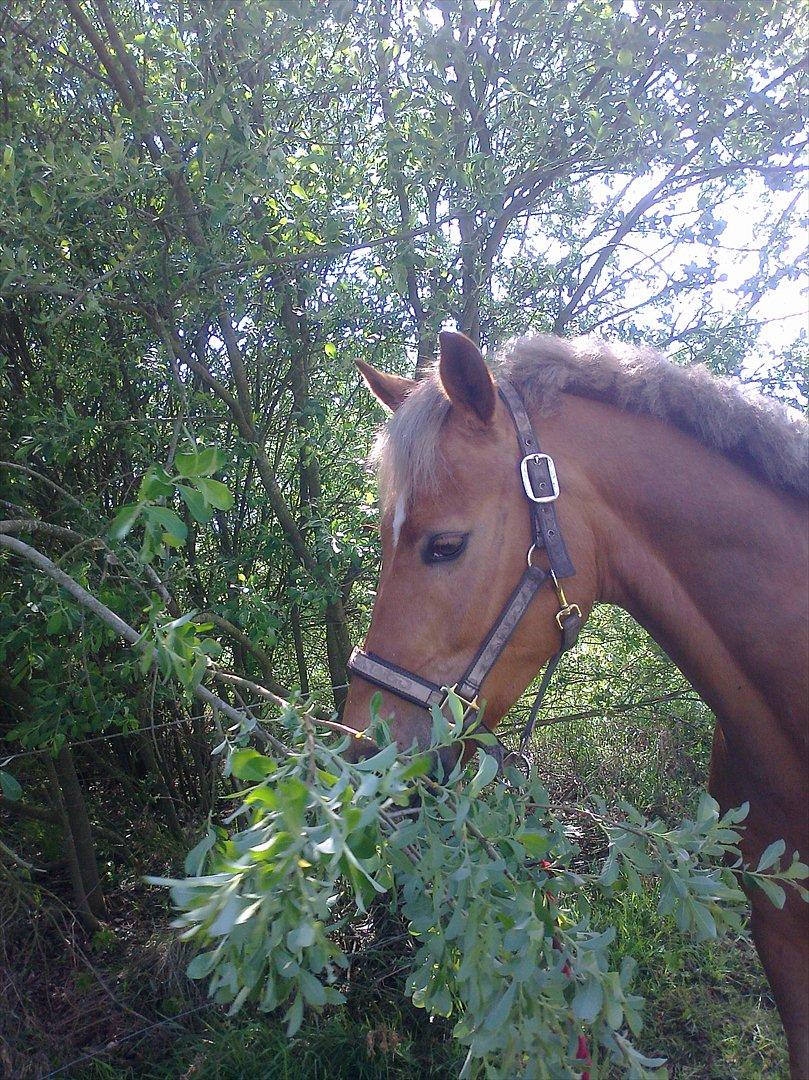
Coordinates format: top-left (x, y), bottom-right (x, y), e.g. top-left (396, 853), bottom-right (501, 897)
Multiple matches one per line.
top-left (756, 839), bottom-right (786, 873)
top-left (468, 750), bottom-right (498, 798)
top-left (184, 827), bottom-right (217, 875)
top-left (754, 876), bottom-right (786, 910)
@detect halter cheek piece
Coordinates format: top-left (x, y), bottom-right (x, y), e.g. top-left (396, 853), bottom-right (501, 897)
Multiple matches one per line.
top-left (348, 378), bottom-right (582, 769)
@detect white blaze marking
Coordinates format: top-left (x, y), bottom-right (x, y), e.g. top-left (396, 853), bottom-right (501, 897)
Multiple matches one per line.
top-left (392, 494), bottom-right (406, 549)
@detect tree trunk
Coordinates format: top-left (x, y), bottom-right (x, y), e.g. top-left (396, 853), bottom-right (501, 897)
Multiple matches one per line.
top-left (45, 750), bottom-right (103, 929)
top-left (290, 604), bottom-right (310, 697)
top-left (281, 280), bottom-right (351, 704)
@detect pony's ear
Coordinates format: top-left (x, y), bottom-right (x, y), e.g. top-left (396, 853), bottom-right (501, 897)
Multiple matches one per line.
top-left (355, 358), bottom-right (415, 412)
top-left (438, 330), bottom-right (496, 424)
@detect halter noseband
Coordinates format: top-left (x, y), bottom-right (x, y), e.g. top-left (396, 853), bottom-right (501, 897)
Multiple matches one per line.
top-left (348, 378), bottom-right (582, 766)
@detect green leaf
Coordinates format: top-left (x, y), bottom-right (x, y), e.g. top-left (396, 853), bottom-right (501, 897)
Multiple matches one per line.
top-left (784, 859), bottom-right (809, 881)
top-left (230, 748), bottom-right (275, 781)
top-left (482, 980), bottom-right (516, 1031)
top-left (353, 742), bottom-right (398, 772)
top-left (285, 992), bottom-right (304, 1036)
top-left (186, 951), bottom-right (218, 980)
top-left (324, 342), bottom-right (337, 358)
top-left (189, 654), bottom-right (208, 689)
top-left (139, 518), bottom-right (160, 563)
top-left (696, 790), bottom-right (720, 824)
top-left (690, 900), bottom-right (717, 941)
top-left (430, 704), bottom-right (450, 746)
top-left (139, 467), bottom-right (173, 500)
top-left (195, 478), bottom-right (234, 511)
top-left (467, 750), bottom-right (498, 797)
top-left (46, 610), bottom-right (67, 636)
top-left (287, 923), bottom-right (316, 951)
top-left (0, 770), bottom-right (22, 801)
top-left (754, 876), bottom-right (786, 910)
top-left (30, 180), bottom-right (50, 209)
top-left (518, 831), bottom-right (551, 858)
top-left (108, 503), bottom-right (141, 540)
top-left (175, 447), bottom-right (225, 477)
top-left (184, 827), bottom-right (217, 875)
top-left (177, 484), bottom-right (212, 523)
top-left (572, 977), bottom-right (603, 1022)
top-left (401, 752), bottom-right (432, 780)
top-left (147, 506), bottom-right (188, 544)
top-left (209, 897), bottom-right (244, 936)
top-left (756, 839), bottom-right (785, 873)
top-left (298, 968), bottom-right (327, 1007)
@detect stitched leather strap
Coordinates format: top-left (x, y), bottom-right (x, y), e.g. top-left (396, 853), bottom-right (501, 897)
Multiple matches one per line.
top-left (347, 647), bottom-right (444, 710)
top-left (497, 379), bottom-right (575, 579)
top-left (456, 565), bottom-right (549, 699)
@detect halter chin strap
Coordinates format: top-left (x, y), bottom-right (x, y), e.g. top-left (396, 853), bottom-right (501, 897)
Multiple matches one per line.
top-left (348, 377), bottom-right (582, 762)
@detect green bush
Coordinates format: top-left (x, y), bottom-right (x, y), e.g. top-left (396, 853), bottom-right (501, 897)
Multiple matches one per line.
top-left (151, 696), bottom-right (808, 1080)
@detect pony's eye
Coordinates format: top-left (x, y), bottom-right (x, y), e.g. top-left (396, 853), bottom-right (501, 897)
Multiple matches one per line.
top-left (423, 532), bottom-right (469, 564)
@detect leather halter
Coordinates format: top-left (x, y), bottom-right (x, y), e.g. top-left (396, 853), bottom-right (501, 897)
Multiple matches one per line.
top-left (348, 378), bottom-right (582, 764)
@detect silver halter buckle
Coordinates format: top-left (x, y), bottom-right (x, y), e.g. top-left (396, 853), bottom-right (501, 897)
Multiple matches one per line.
top-left (520, 453), bottom-right (559, 503)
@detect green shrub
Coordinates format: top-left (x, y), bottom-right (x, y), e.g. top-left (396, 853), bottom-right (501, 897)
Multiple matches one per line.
top-left (150, 696), bottom-right (808, 1080)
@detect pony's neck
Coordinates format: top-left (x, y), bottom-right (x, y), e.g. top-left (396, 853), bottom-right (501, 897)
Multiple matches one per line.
top-left (557, 394), bottom-right (808, 753)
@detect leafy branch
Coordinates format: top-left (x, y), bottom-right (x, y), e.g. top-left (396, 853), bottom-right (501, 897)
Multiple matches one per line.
top-left (150, 704), bottom-right (807, 1080)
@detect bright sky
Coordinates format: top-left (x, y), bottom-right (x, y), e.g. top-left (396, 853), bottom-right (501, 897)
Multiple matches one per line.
top-left (571, 173), bottom-right (808, 371)
top-left (427, 0), bottom-right (808, 377)
top-left (489, 164), bottom-right (807, 390)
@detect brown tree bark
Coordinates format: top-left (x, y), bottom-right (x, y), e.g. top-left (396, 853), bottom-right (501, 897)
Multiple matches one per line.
top-left (53, 742), bottom-right (106, 920)
top-left (45, 749), bottom-right (103, 929)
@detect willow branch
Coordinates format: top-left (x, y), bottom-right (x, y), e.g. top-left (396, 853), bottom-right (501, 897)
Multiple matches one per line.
top-left (0, 533), bottom-right (291, 758)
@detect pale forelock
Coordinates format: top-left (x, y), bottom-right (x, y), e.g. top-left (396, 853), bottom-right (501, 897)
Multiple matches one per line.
top-left (369, 372), bottom-right (451, 512)
top-left (371, 334), bottom-right (809, 509)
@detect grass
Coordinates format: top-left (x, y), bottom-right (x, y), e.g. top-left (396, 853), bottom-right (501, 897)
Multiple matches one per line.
top-left (74, 1012), bottom-right (460, 1080)
top-left (594, 892), bottom-right (787, 1079)
top-left (70, 901), bottom-right (787, 1080)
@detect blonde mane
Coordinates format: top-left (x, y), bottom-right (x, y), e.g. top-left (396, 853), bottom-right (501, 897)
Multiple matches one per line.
top-left (372, 334), bottom-right (808, 508)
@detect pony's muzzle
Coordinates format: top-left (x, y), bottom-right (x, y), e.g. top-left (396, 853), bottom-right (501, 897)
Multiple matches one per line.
top-left (343, 733), bottom-right (380, 764)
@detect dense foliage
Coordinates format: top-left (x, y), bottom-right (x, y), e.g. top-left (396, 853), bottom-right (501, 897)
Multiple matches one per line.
top-left (150, 700), bottom-right (806, 1079)
top-left (0, 1), bottom-right (806, 1075)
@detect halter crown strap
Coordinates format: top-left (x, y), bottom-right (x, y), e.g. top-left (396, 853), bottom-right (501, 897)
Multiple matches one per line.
top-left (497, 379), bottom-right (575, 579)
top-left (348, 375), bottom-right (581, 752)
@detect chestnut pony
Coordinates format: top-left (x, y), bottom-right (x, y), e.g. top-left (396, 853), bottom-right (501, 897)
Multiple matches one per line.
top-left (343, 330), bottom-right (809, 1074)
